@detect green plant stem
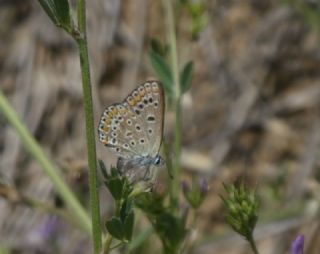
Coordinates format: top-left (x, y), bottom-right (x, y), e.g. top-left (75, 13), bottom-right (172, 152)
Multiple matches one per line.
top-left (164, 0), bottom-right (182, 211)
top-left (247, 235), bottom-right (259, 254)
top-left (102, 199), bottom-right (122, 253)
top-left (165, 0), bottom-right (180, 98)
top-left (103, 234), bottom-right (113, 254)
top-left (0, 90), bottom-right (91, 233)
top-left (76, 0), bottom-right (102, 252)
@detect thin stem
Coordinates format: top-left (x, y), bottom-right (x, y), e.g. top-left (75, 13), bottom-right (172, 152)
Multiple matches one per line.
top-left (165, 0), bottom-right (180, 98)
top-left (164, 0), bottom-right (182, 211)
top-left (102, 199), bottom-right (122, 253)
top-left (76, 0), bottom-right (102, 252)
top-left (247, 235), bottom-right (260, 254)
top-left (0, 90), bottom-right (91, 233)
top-left (172, 99), bottom-right (182, 209)
top-left (103, 234), bottom-right (113, 254)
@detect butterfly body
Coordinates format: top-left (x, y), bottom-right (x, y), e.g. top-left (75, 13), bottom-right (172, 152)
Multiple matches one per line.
top-left (98, 81), bottom-right (165, 184)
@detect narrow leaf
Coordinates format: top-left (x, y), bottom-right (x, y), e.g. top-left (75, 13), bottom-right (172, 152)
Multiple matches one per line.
top-left (38, 0), bottom-right (71, 31)
top-left (150, 38), bottom-right (164, 56)
top-left (180, 61), bottom-right (193, 93)
top-left (149, 51), bottom-right (173, 96)
top-left (38, 0), bottom-right (59, 26)
top-left (123, 211), bottom-right (135, 241)
top-left (106, 217), bottom-right (124, 240)
top-left (53, 0), bottom-right (71, 29)
top-left (98, 159), bottom-right (108, 179)
top-left (105, 177), bottom-right (123, 201)
top-left (120, 199), bottom-right (133, 223)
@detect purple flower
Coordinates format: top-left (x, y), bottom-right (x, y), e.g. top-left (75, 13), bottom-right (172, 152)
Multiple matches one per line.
top-left (291, 235), bottom-right (304, 254)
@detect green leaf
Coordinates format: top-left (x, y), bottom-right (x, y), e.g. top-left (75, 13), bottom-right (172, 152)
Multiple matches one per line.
top-left (106, 217), bottom-right (124, 240)
top-left (149, 51), bottom-right (173, 96)
top-left (110, 167), bottom-right (119, 177)
top-left (180, 61), bottom-right (193, 93)
top-left (38, 0), bottom-right (59, 25)
top-left (105, 177), bottom-right (123, 201)
top-left (123, 211), bottom-right (134, 241)
top-left (150, 38), bottom-right (169, 58)
top-left (53, 0), bottom-right (71, 29)
top-left (38, 0), bottom-right (71, 31)
top-left (151, 38), bottom-right (164, 56)
top-left (120, 199), bottom-right (133, 223)
top-left (98, 159), bottom-right (108, 179)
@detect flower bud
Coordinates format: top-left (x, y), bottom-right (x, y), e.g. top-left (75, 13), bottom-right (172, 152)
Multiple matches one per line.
top-left (291, 235), bottom-right (304, 254)
top-left (182, 178), bottom-right (208, 209)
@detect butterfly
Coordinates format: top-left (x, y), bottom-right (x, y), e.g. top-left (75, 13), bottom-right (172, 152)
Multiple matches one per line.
top-left (98, 80), bottom-right (165, 184)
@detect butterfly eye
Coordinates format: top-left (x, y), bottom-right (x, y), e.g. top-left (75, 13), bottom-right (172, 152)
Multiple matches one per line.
top-left (154, 155), bottom-right (163, 166)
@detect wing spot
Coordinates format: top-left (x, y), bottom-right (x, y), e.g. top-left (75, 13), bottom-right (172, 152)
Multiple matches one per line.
top-left (154, 101), bottom-right (159, 107)
top-left (145, 82), bottom-right (151, 88)
top-left (130, 140), bottom-right (136, 146)
top-left (125, 131), bottom-right (133, 137)
top-left (143, 98), bottom-right (148, 104)
top-left (140, 138), bottom-right (145, 144)
top-left (138, 103), bottom-right (144, 109)
top-left (116, 147), bottom-right (120, 152)
top-left (148, 128), bottom-right (153, 134)
top-left (111, 132), bottom-right (117, 137)
top-left (135, 125), bottom-right (141, 131)
top-left (147, 115), bottom-right (156, 122)
top-left (149, 97), bottom-right (153, 103)
top-left (124, 143), bottom-right (129, 149)
top-left (127, 119), bottom-right (132, 125)
top-left (135, 109), bottom-right (141, 115)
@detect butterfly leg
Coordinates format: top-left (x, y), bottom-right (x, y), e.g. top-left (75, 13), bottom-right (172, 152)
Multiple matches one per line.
top-left (142, 165), bottom-right (152, 181)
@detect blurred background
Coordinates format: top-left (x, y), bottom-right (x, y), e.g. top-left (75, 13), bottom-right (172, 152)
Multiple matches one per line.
top-left (1, 0), bottom-right (320, 253)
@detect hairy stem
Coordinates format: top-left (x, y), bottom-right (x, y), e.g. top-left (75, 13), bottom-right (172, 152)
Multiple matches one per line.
top-left (164, 0), bottom-right (182, 211)
top-left (76, 0), bottom-right (102, 252)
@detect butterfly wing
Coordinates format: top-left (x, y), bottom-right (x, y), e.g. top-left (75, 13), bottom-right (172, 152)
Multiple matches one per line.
top-left (98, 81), bottom-right (164, 159)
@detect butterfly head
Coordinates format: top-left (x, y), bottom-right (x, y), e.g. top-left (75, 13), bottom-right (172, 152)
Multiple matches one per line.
top-left (153, 154), bottom-right (165, 167)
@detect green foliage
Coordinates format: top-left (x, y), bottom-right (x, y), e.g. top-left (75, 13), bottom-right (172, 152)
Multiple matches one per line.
top-left (149, 51), bottom-right (173, 97)
top-left (182, 178), bottom-right (208, 209)
top-left (221, 181), bottom-right (260, 240)
top-left (283, 0), bottom-right (320, 34)
top-left (99, 161), bottom-right (136, 244)
top-left (106, 217), bottom-right (124, 240)
top-left (150, 38), bottom-right (169, 58)
top-left (178, 0), bottom-right (208, 39)
top-left (180, 61), bottom-right (193, 94)
top-left (135, 192), bottom-right (187, 253)
top-left (106, 200), bottom-right (135, 241)
top-left (37, 0), bottom-right (72, 32)
top-left (99, 161), bottom-right (132, 201)
top-left (187, 1), bottom-right (208, 39)
top-left (149, 45), bottom-right (194, 101)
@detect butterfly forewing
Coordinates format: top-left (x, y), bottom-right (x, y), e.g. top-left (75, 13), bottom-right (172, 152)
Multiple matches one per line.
top-left (98, 81), bottom-right (164, 160)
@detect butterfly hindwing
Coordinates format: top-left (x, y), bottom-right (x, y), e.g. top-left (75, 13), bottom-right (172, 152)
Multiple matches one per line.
top-left (98, 81), bottom-right (164, 160)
